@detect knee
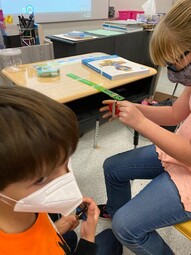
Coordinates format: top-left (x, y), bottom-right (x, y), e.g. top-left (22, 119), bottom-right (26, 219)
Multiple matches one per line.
top-left (103, 156), bottom-right (115, 176)
top-left (103, 157), bottom-right (111, 176)
top-left (112, 208), bottom-right (136, 245)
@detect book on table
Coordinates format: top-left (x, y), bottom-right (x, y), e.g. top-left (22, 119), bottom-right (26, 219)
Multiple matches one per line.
top-left (82, 55), bottom-right (150, 80)
top-left (52, 32), bottom-right (97, 41)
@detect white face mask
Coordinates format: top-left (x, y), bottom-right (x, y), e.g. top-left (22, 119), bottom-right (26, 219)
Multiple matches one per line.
top-left (0, 168), bottom-right (83, 216)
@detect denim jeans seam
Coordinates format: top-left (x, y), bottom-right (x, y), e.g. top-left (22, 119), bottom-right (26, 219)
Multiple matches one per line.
top-left (116, 228), bottom-right (153, 255)
top-left (106, 165), bottom-right (163, 181)
top-left (108, 164), bottom-right (163, 171)
top-left (163, 215), bottom-right (191, 227)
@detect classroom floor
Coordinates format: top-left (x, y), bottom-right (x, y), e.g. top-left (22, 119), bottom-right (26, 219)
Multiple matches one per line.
top-left (71, 67), bottom-right (191, 255)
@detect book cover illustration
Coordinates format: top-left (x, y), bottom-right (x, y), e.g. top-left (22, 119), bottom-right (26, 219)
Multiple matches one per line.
top-left (82, 55), bottom-right (150, 80)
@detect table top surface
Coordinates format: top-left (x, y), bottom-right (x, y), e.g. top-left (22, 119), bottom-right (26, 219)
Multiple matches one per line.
top-left (46, 30), bottom-right (127, 44)
top-left (2, 52), bottom-right (157, 103)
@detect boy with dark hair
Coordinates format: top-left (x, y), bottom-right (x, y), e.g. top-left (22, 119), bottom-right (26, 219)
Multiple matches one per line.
top-left (0, 85), bottom-right (99, 254)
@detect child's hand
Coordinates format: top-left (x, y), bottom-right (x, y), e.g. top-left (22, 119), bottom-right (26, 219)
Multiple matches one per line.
top-left (79, 197), bottom-right (100, 243)
top-left (100, 100), bottom-right (119, 121)
top-left (117, 101), bottom-right (145, 129)
top-left (54, 215), bottom-right (79, 235)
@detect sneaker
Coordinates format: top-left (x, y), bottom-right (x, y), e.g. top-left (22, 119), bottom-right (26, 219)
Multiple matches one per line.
top-left (98, 204), bottom-right (112, 220)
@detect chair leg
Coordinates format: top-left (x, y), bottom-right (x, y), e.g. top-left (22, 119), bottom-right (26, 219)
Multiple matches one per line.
top-left (93, 119), bottom-right (99, 149)
top-left (172, 83), bottom-right (179, 97)
top-left (133, 130), bottom-right (139, 149)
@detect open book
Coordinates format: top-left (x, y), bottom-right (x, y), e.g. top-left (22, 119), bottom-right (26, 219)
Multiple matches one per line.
top-left (82, 55), bottom-right (149, 80)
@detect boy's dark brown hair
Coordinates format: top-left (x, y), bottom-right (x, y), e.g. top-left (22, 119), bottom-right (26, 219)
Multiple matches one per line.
top-left (0, 86), bottom-right (79, 190)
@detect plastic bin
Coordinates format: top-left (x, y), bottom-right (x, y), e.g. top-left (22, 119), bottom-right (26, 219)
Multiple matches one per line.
top-left (118, 10), bottom-right (144, 20)
top-left (0, 48), bottom-right (22, 70)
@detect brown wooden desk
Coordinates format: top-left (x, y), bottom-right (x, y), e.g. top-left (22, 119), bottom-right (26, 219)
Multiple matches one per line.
top-left (2, 53), bottom-right (157, 134)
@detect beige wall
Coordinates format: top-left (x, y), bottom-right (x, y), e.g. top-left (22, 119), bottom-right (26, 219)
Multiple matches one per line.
top-left (111, 0), bottom-right (173, 14)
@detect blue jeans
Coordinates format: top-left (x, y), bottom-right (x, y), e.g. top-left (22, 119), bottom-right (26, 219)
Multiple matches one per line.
top-left (95, 229), bottom-right (123, 255)
top-left (103, 144), bottom-right (191, 255)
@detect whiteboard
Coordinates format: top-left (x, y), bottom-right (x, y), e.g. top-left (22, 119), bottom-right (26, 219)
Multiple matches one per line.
top-left (1, 0), bottom-right (109, 23)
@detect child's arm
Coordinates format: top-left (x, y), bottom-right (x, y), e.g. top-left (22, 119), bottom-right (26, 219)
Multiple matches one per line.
top-left (100, 87), bottom-right (191, 126)
top-left (100, 87), bottom-right (191, 165)
top-left (117, 96), bottom-right (191, 166)
top-left (73, 197), bottom-right (99, 255)
top-left (79, 197), bottom-right (100, 243)
top-left (134, 87), bottom-right (191, 126)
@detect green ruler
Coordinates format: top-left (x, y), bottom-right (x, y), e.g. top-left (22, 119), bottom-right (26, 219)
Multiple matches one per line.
top-left (67, 73), bottom-right (125, 101)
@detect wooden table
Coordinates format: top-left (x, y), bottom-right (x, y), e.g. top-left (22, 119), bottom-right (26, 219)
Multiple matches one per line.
top-left (2, 53), bottom-right (156, 102)
top-left (2, 53), bottom-right (157, 135)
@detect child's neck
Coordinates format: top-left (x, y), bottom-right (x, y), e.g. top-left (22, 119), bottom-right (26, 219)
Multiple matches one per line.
top-left (0, 203), bottom-right (37, 233)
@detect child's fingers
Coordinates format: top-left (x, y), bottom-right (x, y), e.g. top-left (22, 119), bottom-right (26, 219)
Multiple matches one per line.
top-left (102, 99), bottom-right (115, 105)
top-left (102, 112), bottom-right (112, 119)
top-left (100, 106), bottom-right (109, 112)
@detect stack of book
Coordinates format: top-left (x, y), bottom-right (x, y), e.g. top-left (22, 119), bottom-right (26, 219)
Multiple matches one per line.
top-left (102, 20), bottom-right (143, 33)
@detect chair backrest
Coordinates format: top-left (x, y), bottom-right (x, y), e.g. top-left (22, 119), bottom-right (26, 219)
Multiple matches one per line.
top-left (174, 220), bottom-right (191, 240)
top-left (18, 42), bottom-right (54, 64)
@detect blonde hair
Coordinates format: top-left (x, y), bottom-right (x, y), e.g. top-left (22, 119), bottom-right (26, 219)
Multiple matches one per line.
top-left (150, 0), bottom-right (191, 66)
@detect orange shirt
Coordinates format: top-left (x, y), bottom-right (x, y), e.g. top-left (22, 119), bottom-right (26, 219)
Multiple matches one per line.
top-left (0, 213), bottom-right (70, 255)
